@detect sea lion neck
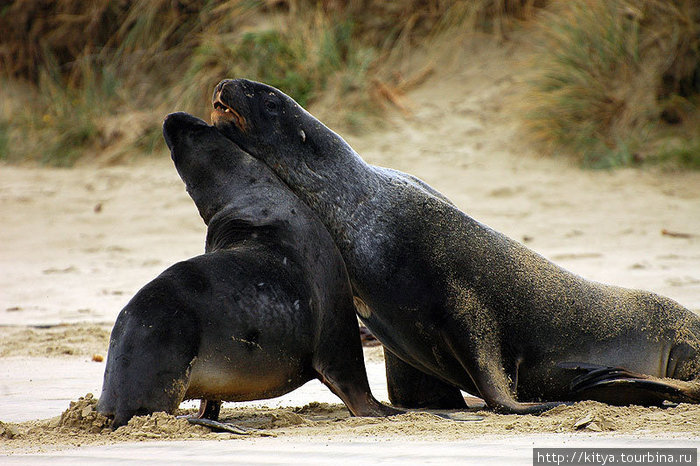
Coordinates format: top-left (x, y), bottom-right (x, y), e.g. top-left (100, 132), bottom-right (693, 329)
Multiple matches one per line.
top-left (287, 145), bottom-right (382, 233)
top-left (204, 207), bottom-right (286, 253)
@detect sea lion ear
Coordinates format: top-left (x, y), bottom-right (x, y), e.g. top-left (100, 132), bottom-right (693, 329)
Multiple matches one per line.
top-left (299, 129), bottom-right (306, 143)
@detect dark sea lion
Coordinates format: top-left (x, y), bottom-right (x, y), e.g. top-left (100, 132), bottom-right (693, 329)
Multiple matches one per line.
top-left (97, 112), bottom-right (397, 427)
top-left (211, 78), bottom-right (700, 414)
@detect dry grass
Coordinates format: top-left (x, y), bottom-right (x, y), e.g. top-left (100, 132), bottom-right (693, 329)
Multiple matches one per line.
top-left (0, 0), bottom-right (210, 165)
top-left (0, 0), bottom-right (541, 165)
top-left (525, 0), bottom-right (700, 168)
top-left (6, 0), bottom-right (698, 169)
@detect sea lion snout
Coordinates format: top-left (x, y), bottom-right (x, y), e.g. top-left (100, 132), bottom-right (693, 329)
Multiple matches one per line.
top-left (211, 80), bottom-right (248, 131)
top-left (163, 112), bottom-right (209, 152)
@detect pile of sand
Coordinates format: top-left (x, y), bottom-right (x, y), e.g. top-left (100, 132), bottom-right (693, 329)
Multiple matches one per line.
top-left (2, 394), bottom-right (698, 454)
top-left (57, 393), bottom-right (110, 433)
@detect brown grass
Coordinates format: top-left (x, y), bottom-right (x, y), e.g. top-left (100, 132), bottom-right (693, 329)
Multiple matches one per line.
top-left (525, 0), bottom-right (700, 167)
top-left (16, 0), bottom-right (699, 169)
top-left (0, 0), bottom-right (543, 165)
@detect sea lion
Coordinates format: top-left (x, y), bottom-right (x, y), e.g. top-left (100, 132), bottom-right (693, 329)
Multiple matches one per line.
top-left (211, 78), bottom-right (700, 414)
top-left (97, 112), bottom-right (397, 427)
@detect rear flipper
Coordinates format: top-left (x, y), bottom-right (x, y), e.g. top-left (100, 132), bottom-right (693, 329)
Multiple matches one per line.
top-left (560, 362), bottom-right (700, 406)
top-left (384, 347), bottom-right (468, 409)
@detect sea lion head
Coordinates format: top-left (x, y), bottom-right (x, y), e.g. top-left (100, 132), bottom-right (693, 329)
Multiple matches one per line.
top-left (211, 79), bottom-right (289, 147)
top-left (163, 111), bottom-right (257, 224)
top-left (211, 79), bottom-right (345, 188)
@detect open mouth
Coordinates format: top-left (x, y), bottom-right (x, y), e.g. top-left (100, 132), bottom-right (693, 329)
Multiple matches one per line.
top-left (211, 95), bottom-right (247, 132)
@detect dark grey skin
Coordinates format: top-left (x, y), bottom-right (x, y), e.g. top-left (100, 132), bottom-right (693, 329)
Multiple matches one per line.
top-left (211, 78), bottom-right (700, 414)
top-left (97, 112), bottom-right (398, 427)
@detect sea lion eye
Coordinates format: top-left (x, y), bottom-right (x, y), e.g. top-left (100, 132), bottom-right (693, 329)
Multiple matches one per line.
top-left (264, 99), bottom-right (278, 112)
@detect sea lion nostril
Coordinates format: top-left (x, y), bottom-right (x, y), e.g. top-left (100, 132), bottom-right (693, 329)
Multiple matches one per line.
top-left (213, 80), bottom-right (229, 96)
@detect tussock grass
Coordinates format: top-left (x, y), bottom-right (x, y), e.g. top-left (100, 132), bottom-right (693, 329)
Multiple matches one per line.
top-left (658, 140), bottom-right (700, 170)
top-left (0, 0), bottom-right (208, 164)
top-left (2, 0), bottom-right (697, 168)
top-left (526, 0), bottom-right (700, 168)
top-left (182, 5), bottom-right (370, 109)
top-left (1, 0), bottom-right (540, 165)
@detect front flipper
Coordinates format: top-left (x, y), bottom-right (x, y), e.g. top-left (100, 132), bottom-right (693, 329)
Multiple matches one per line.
top-left (196, 399), bottom-right (222, 420)
top-left (560, 362), bottom-right (700, 406)
top-left (316, 367), bottom-right (403, 417)
top-left (440, 314), bottom-right (568, 414)
top-left (183, 399), bottom-right (270, 435)
top-left (177, 399), bottom-right (223, 424)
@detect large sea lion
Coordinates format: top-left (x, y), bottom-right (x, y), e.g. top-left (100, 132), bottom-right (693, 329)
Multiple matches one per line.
top-left (211, 78), bottom-right (700, 414)
top-left (97, 112), bottom-right (397, 427)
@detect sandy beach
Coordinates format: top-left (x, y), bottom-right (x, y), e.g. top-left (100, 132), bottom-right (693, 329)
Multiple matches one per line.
top-left (1, 37), bottom-right (699, 463)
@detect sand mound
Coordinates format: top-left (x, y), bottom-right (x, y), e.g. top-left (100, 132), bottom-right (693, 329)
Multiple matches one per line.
top-left (112, 412), bottom-right (209, 439)
top-left (2, 394), bottom-right (700, 454)
top-left (295, 402), bottom-right (345, 415)
top-left (58, 393), bottom-right (110, 433)
top-left (0, 422), bottom-right (20, 440)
